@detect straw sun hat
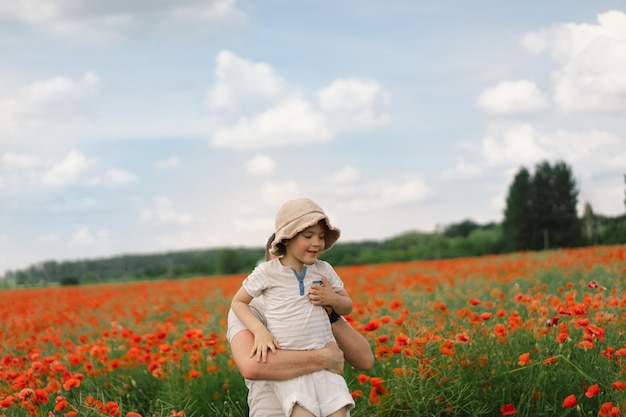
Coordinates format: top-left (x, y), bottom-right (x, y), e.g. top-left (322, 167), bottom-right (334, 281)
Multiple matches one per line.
top-left (269, 198), bottom-right (340, 257)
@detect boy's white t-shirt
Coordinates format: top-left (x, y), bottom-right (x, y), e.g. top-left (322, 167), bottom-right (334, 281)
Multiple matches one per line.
top-left (241, 258), bottom-right (345, 350)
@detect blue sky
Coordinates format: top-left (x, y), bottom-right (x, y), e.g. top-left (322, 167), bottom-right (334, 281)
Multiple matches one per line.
top-left (1, 1), bottom-right (625, 275)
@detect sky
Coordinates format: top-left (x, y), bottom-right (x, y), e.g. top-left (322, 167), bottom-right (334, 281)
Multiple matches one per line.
top-left (1, 1), bottom-right (625, 276)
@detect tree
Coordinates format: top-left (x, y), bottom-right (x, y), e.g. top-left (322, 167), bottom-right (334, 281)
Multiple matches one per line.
top-left (217, 249), bottom-right (243, 274)
top-left (502, 160), bottom-right (580, 252)
top-left (443, 219), bottom-right (480, 238)
top-left (502, 167), bottom-right (533, 251)
top-left (549, 161), bottom-right (581, 248)
top-left (583, 202), bottom-right (598, 245)
top-left (528, 161), bottom-right (554, 250)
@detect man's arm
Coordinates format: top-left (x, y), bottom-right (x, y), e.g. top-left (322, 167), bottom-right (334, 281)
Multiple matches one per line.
top-left (230, 329), bottom-right (345, 380)
top-left (331, 317), bottom-right (374, 371)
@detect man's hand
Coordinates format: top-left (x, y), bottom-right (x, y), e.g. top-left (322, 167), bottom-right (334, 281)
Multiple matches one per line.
top-left (321, 341), bottom-right (345, 375)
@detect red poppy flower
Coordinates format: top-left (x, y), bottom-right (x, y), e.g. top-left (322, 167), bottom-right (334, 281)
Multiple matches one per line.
top-left (599, 402), bottom-right (622, 417)
top-left (562, 394), bottom-right (577, 408)
top-left (455, 332), bottom-right (470, 343)
top-left (494, 324), bottom-right (507, 337)
top-left (543, 356), bottom-right (558, 366)
top-left (469, 298), bottom-right (481, 306)
top-left (55, 396), bottom-right (68, 411)
top-left (585, 383), bottom-right (600, 398)
top-left (363, 319), bottom-right (379, 331)
top-left (546, 316), bottom-right (560, 326)
top-left (395, 334), bottom-right (410, 346)
top-left (518, 352), bottom-right (531, 366)
top-left (611, 381), bottom-right (626, 391)
top-left (357, 374), bottom-right (370, 384)
top-left (500, 403), bottom-right (517, 415)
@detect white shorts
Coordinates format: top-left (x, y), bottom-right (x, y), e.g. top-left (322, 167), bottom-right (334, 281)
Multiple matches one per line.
top-left (272, 370), bottom-right (355, 417)
top-left (246, 379), bottom-right (285, 417)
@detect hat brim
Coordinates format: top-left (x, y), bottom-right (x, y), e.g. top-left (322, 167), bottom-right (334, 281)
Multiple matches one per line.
top-left (270, 213), bottom-right (340, 257)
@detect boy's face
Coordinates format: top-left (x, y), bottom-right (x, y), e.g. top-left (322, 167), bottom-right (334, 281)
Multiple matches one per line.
top-left (283, 222), bottom-right (326, 266)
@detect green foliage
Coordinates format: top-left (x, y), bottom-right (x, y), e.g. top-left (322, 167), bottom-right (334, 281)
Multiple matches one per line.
top-left (2, 161), bottom-right (624, 285)
top-left (503, 167), bottom-right (533, 252)
top-left (60, 276), bottom-right (80, 286)
top-left (504, 161), bottom-right (582, 252)
top-left (597, 213), bottom-right (626, 245)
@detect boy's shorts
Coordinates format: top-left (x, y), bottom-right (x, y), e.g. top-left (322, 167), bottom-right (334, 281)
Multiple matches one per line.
top-left (273, 370), bottom-right (355, 417)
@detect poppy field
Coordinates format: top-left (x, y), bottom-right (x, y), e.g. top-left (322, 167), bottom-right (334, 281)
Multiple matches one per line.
top-left (2, 245), bottom-right (626, 417)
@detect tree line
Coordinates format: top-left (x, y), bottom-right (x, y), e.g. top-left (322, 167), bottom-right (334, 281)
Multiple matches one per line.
top-left (2, 160), bottom-right (625, 287)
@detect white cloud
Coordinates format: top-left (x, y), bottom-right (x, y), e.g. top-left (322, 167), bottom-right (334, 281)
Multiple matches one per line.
top-left (68, 226), bottom-right (111, 247)
top-left (37, 233), bottom-right (61, 243)
top-left (318, 78), bottom-right (391, 129)
top-left (336, 177), bottom-right (431, 211)
top-left (482, 123), bottom-right (621, 168)
top-left (172, 0), bottom-right (243, 22)
top-left (327, 166), bottom-right (361, 184)
top-left (154, 156), bottom-right (181, 170)
top-left (51, 197), bottom-right (98, 212)
top-left (231, 215), bottom-right (274, 234)
top-left (440, 158), bottom-right (485, 179)
top-left (520, 31), bottom-right (548, 54)
top-left (139, 196), bottom-right (194, 225)
top-left (207, 50), bottom-right (286, 112)
top-left (476, 80), bottom-right (549, 115)
top-left (260, 181), bottom-right (301, 205)
top-left (0, 72), bottom-right (98, 134)
top-left (246, 154), bottom-right (276, 175)
top-left (2, 150), bottom-right (138, 190)
top-left (212, 98), bottom-right (332, 150)
top-left (1, 152), bottom-right (40, 169)
top-left (522, 10), bottom-right (626, 112)
top-left (104, 167), bottom-right (138, 185)
top-left (482, 124), bottom-right (555, 166)
top-left (548, 129), bottom-right (618, 163)
top-left (42, 149), bottom-right (92, 186)
top-left (0, 0), bottom-right (244, 43)
top-left (207, 53), bottom-right (391, 151)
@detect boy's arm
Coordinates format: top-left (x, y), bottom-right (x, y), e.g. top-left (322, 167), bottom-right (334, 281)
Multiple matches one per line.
top-left (230, 330), bottom-right (345, 380)
top-left (309, 276), bottom-right (352, 315)
top-left (231, 287), bottom-right (278, 362)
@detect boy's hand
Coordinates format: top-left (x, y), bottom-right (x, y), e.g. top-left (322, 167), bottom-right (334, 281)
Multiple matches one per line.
top-left (309, 276), bottom-right (337, 307)
top-left (250, 328), bottom-right (279, 363)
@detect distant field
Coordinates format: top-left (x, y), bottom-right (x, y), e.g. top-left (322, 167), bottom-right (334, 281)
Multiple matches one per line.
top-left (1, 245), bottom-right (626, 417)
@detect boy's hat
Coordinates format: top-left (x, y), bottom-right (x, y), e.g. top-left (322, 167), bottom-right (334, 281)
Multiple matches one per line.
top-left (270, 198), bottom-right (340, 257)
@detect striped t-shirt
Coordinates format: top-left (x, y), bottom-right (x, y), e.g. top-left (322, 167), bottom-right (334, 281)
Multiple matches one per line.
top-left (242, 258), bottom-right (345, 350)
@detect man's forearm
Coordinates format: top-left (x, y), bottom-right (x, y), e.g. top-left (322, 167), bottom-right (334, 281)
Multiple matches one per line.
top-left (332, 317), bottom-right (374, 371)
top-left (230, 330), bottom-right (343, 380)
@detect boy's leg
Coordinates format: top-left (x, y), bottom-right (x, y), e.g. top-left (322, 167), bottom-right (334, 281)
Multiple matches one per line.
top-left (326, 407), bottom-right (348, 417)
top-left (291, 404), bottom-right (316, 417)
